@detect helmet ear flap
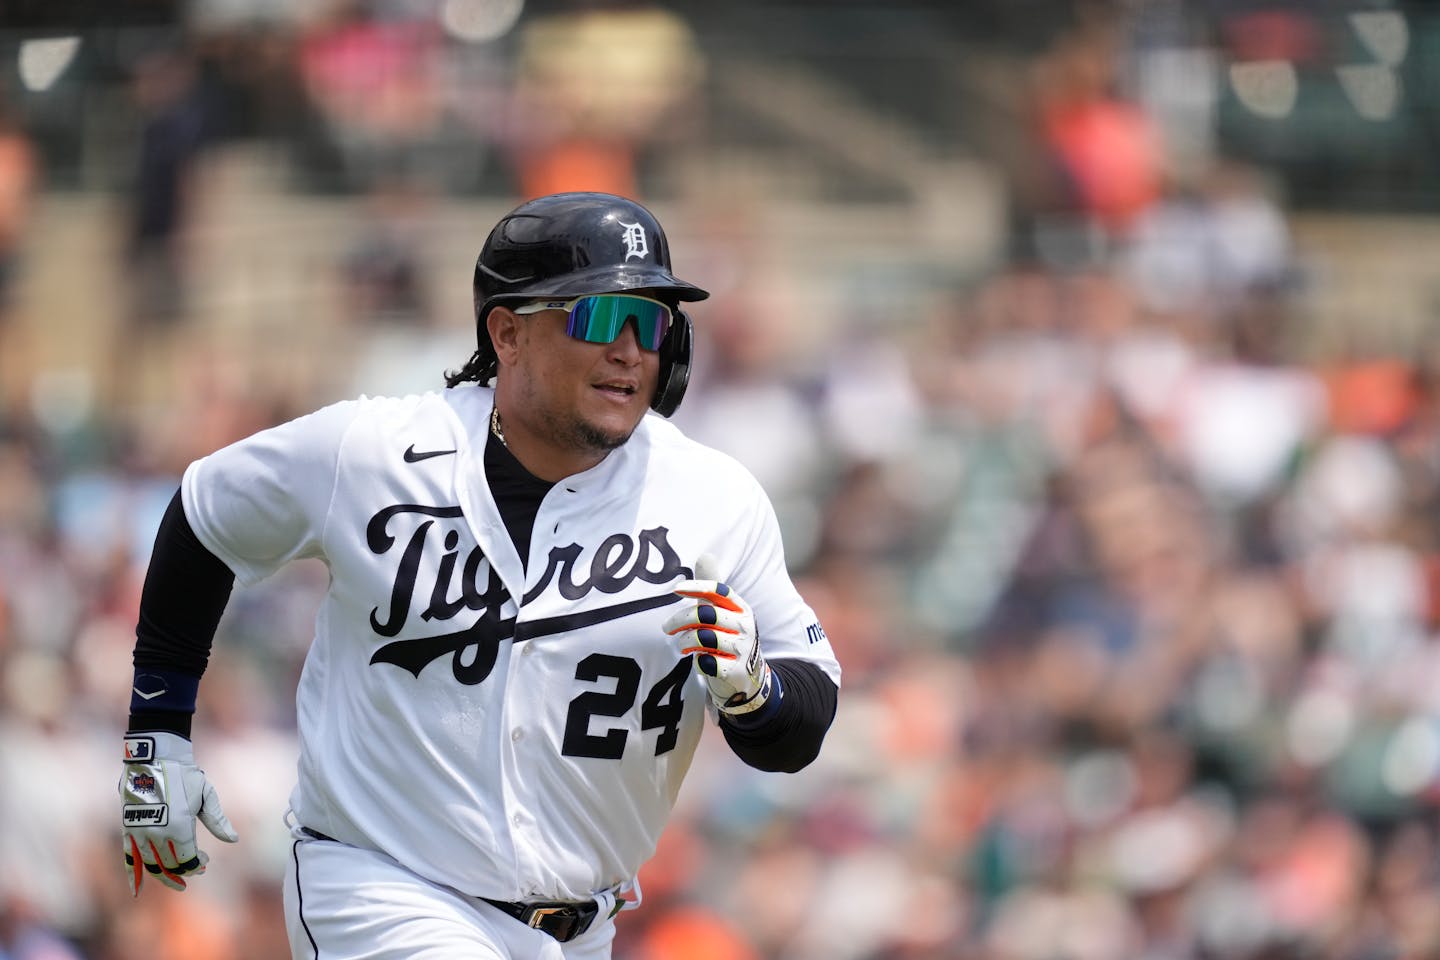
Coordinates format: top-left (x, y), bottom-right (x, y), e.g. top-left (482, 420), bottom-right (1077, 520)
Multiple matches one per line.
top-left (651, 309), bottom-right (692, 418)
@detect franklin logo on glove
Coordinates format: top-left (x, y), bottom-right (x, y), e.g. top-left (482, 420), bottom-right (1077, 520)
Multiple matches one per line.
top-left (124, 805), bottom-right (168, 826)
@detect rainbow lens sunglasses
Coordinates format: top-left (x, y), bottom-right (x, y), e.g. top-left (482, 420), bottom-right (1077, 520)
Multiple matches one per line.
top-left (513, 294), bottom-right (674, 352)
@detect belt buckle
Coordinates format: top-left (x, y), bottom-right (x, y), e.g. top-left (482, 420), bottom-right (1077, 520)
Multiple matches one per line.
top-left (523, 904), bottom-right (588, 943)
top-left (525, 905), bottom-right (568, 930)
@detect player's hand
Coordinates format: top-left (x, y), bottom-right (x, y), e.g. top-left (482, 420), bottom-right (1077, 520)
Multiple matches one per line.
top-left (664, 555), bottom-right (779, 717)
top-left (118, 732), bottom-right (238, 895)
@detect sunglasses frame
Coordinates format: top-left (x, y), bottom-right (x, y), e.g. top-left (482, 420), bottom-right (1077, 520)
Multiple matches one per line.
top-left (512, 294), bottom-right (675, 352)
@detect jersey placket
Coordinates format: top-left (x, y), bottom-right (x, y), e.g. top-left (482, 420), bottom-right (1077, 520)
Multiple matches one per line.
top-left (493, 484), bottom-right (577, 899)
top-left (496, 477), bottom-right (612, 900)
top-left (438, 433), bottom-right (542, 897)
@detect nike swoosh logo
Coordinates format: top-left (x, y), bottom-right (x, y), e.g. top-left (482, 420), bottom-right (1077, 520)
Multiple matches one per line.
top-left (404, 445), bottom-right (457, 463)
top-left (132, 687), bottom-right (165, 701)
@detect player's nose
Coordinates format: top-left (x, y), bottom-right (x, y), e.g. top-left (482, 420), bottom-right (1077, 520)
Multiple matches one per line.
top-left (605, 319), bottom-right (644, 364)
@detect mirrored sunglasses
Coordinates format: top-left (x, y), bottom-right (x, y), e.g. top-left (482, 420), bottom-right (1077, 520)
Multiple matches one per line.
top-left (513, 294), bottom-right (674, 352)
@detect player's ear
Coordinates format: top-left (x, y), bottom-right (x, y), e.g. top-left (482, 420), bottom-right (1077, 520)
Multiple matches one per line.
top-left (488, 305), bottom-right (523, 367)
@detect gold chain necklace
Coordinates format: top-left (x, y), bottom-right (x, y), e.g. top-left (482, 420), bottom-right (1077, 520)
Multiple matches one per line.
top-left (490, 406), bottom-right (506, 445)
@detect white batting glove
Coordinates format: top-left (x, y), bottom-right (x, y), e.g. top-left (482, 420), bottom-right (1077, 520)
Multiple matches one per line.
top-left (664, 555), bottom-right (779, 717)
top-left (118, 732), bottom-right (238, 895)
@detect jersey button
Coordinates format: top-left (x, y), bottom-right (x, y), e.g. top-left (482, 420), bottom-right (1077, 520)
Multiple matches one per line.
top-left (511, 727), bottom-right (524, 742)
top-left (511, 813), bottom-right (523, 826)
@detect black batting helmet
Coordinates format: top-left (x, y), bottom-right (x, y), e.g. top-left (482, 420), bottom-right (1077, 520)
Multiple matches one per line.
top-left (466, 192), bottom-right (708, 417)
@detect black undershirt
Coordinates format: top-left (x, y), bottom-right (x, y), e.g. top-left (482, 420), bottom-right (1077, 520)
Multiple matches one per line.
top-left (130, 431), bottom-right (837, 771)
top-left (482, 423), bottom-right (554, 570)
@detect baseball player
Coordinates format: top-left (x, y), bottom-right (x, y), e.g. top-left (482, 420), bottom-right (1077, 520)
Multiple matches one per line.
top-left (118, 192), bottom-right (841, 958)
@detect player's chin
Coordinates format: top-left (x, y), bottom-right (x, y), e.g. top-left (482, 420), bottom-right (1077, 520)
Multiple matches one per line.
top-left (574, 418), bottom-right (637, 452)
top-left (573, 403), bottom-right (645, 451)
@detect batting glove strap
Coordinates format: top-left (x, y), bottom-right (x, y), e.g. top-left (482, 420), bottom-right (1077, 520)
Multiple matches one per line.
top-left (717, 660), bottom-right (782, 719)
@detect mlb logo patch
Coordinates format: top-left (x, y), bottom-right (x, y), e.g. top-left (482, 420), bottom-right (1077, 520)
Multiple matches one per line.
top-left (123, 736), bottom-right (155, 762)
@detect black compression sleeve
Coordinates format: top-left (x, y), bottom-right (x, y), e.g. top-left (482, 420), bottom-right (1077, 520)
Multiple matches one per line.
top-left (718, 658), bottom-right (838, 773)
top-left (128, 489), bottom-right (237, 736)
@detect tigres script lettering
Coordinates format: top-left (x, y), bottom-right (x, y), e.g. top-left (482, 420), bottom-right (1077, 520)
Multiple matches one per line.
top-left (522, 528), bottom-right (687, 604)
top-left (366, 504), bottom-right (509, 684)
top-left (365, 504), bottom-right (686, 683)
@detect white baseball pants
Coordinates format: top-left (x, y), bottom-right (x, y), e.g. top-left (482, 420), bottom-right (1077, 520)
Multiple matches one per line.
top-left (283, 833), bottom-right (617, 959)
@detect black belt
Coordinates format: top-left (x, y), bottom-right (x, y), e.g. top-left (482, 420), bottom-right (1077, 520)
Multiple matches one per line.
top-left (479, 896), bottom-right (598, 943)
top-left (299, 827), bottom-right (597, 944)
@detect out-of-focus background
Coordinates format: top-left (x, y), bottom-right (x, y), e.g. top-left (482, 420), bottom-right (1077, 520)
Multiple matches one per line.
top-left (3, 0), bottom-right (1440, 957)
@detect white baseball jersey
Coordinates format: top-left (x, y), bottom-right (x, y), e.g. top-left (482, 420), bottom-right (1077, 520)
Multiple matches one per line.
top-left (182, 383), bottom-right (840, 903)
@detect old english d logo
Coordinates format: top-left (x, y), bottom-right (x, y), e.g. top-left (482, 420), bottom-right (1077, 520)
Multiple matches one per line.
top-left (619, 221), bottom-right (648, 261)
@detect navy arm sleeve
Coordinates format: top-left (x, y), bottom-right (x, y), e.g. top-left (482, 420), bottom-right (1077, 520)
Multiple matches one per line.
top-left (718, 658), bottom-right (838, 773)
top-left (128, 489), bottom-right (237, 737)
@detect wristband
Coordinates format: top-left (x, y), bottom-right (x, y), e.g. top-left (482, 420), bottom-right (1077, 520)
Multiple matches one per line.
top-left (129, 667), bottom-right (201, 715)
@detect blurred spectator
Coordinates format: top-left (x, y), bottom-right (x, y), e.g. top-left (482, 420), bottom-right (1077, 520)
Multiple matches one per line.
top-left (338, 176), bottom-right (433, 328)
top-left (1014, 13), bottom-right (1164, 255)
top-left (123, 46), bottom-right (210, 332)
top-left (507, 6), bottom-right (703, 198)
top-left (1166, 305), bottom-right (1327, 512)
top-left (674, 280), bottom-right (829, 555)
top-left (0, 92), bottom-right (37, 325)
top-left (296, 4), bottom-right (447, 190)
top-left (0, 90), bottom-right (38, 415)
top-left (0, 891), bottom-right (85, 960)
top-left (1124, 160), bottom-right (1294, 322)
top-left (627, 906), bottom-right (760, 960)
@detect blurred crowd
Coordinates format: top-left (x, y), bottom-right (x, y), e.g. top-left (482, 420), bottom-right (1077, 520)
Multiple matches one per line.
top-left (3, 2), bottom-right (1440, 959)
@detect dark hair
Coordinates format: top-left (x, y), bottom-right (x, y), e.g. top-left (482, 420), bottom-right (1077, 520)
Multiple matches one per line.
top-left (443, 346), bottom-right (497, 388)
